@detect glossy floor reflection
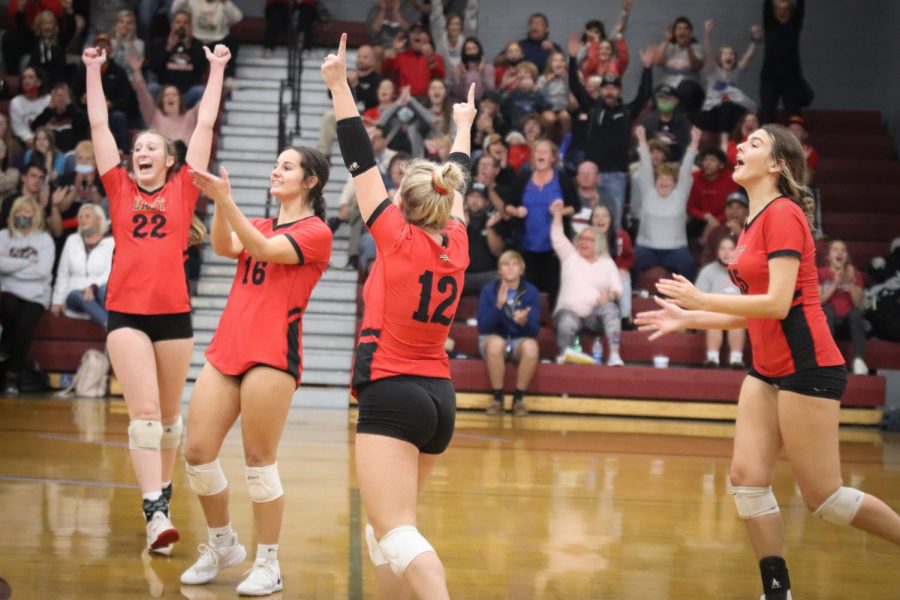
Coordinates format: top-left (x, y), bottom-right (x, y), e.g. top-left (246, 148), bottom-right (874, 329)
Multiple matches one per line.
top-left (1, 397), bottom-right (899, 599)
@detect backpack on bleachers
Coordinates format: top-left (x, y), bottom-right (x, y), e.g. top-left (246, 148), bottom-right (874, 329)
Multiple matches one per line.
top-left (58, 349), bottom-right (110, 398)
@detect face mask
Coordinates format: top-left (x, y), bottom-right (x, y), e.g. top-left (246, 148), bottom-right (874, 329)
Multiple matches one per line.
top-left (657, 99), bottom-right (677, 114)
top-left (397, 107), bottom-right (415, 123)
top-left (81, 225), bottom-right (98, 237)
top-left (14, 216), bottom-right (33, 229)
top-left (463, 52), bottom-right (482, 64)
top-left (75, 163), bottom-right (95, 174)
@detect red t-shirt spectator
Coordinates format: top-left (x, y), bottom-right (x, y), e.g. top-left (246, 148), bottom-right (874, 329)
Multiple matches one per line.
top-left (7, 0), bottom-right (63, 26)
top-left (817, 266), bottom-right (862, 319)
top-left (687, 169), bottom-right (739, 223)
top-left (614, 230), bottom-right (634, 271)
top-left (382, 49), bottom-right (446, 98)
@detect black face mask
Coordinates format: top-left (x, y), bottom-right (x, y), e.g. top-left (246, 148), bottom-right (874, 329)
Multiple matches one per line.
top-left (14, 215), bottom-right (33, 230)
top-left (463, 52), bottom-right (482, 65)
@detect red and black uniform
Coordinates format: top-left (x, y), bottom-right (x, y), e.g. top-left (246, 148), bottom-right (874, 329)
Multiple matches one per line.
top-left (728, 197), bottom-right (846, 399)
top-left (101, 165), bottom-right (198, 340)
top-left (353, 199), bottom-right (469, 453)
top-left (205, 216), bottom-right (332, 386)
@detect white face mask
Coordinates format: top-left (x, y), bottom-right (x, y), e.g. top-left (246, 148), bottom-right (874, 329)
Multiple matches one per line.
top-left (74, 163), bottom-right (94, 174)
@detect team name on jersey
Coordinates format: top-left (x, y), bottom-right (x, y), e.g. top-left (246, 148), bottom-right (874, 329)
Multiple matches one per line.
top-left (133, 195), bottom-right (167, 212)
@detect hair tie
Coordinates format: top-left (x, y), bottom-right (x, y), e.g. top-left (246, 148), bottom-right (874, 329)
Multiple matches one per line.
top-left (431, 171), bottom-right (450, 195)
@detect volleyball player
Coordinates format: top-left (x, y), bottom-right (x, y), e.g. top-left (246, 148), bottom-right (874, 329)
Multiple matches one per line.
top-left (323, 33), bottom-right (476, 599)
top-left (84, 44), bottom-right (230, 553)
top-left (177, 147), bottom-right (332, 595)
top-left (635, 124), bottom-right (900, 600)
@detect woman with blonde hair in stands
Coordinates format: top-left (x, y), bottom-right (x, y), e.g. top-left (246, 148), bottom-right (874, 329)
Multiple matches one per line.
top-left (637, 123), bottom-right (900, 600)
top-left (324, 33), bottom-right (477, 599)
top-left (0, 196), bottom-right (54, 394)
top-left (50, 203), bottom-right (114, 327)
top-left (110, 10), bottom-right (144, 75)
top-left (24, 126), bottom-right (65, 182)
top-left (83, 41), bottom-right (229, 553)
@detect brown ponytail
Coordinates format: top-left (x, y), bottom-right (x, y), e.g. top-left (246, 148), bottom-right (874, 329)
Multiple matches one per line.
top-left (287, 146), bottom-right (330, 221)
top-left (761, 124), bottom-right (816, 229)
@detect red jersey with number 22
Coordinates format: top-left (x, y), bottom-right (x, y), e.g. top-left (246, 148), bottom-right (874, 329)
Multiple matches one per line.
top-left (101, 166), bottom-right (199, 314)
top-left (352, 199), bottom-right (469, 394)
top-left (205, 216), bottom-right (331, 385)
top-left (728, 197), bottom-right (843, 377)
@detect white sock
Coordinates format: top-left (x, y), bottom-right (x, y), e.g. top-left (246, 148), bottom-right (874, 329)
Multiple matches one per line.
top-left (142, 490), bottom-right (162, 502)
top-left (706, 351), bottom-right (719, 364)
top-left (208, 524), bottom-right (235, 548)
top-left (256, 544), bottom-right (278, 562)
top-left (730, 351), bottom-right (743, 364)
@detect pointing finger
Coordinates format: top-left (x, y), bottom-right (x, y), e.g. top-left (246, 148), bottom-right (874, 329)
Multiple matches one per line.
top-left (338, 32), bottom-right (347, 58)
top-left (467, 82), bottom-right (476, 106)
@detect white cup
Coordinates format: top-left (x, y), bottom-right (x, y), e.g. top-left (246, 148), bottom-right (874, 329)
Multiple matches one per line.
top-left (653, 355), bottom-right (669, 369)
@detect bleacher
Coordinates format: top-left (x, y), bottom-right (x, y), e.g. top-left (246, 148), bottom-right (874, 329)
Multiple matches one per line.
top-left (6, 11), bottom-right (899, 420)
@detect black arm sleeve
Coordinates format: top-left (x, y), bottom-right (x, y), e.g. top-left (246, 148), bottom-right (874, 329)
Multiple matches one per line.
top-left (627, 67), bottom-right (653, 125)
top-left (336, 116), bottom-right (377, 176)
top-left (568, 56), bottom-right (591, 110)
top-left (447, 151), bottom-right (471, 189)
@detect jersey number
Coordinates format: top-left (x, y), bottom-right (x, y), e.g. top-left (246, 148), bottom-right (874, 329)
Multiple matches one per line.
top-left (412, 270), bottom-right (458, 325)
top-left (729, 268), bottom-right (749, 295)
top-left (241, 257), bottom-right (268, 285)
top-left (132, 214), bottom-right (167, 238)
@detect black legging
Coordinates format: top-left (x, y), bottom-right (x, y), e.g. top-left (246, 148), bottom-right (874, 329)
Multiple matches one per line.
top-left (264, 2), bottom-right (317, 51)
top-left (759, 77), bottom-right (805, 124)
top-left (0, 292), bottom-right (46, 376)
top-left (697, 102), bottom-right (748, 134)
top-left (523, 250), bottom-right (560, 308)
top-left (676, 80), bottom-right (706, 115)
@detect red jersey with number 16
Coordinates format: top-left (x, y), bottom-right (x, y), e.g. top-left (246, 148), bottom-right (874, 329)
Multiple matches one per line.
top-left (205, 216), bottom-right (332, 386)
top-left (100, 166), bottom-right (199, 314)
top-left (352, 199), bottom-right (469, 394)
top-left (728, 197), bottom-right (843, 377)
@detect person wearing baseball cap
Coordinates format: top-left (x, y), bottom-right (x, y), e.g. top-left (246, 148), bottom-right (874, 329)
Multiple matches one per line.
top-left (701, 191), bottom-right (749, 265)
top-left (638, 83), bottom-right (692, 161)
top-left (687, 146), bottom-right (739, 248)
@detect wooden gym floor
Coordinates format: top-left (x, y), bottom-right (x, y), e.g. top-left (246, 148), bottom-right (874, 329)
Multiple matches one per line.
top-left (1, 395), bottom-right (899, 599)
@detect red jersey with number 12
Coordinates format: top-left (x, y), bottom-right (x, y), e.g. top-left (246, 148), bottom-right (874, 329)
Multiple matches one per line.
top-left (352, 199), bottom-right (469, 394)
top-left (101, 166), bottom-right (199, 314)
top-left (205, 216), bottom-right (332, 385)
top-left (728, 197), bottom-right (843, 377)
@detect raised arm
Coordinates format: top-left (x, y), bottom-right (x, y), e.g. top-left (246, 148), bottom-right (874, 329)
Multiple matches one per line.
top-left (325, 33), bottom-right (389, 223)
top-left (185, 45), bottom-right (230, 171)
top-left (673, 127), bottom-right (701, 200)
top-left (82, 48), bottom-right (120, 175)
top-left (128, 53), bottom-right (159, 127)
top-left (702, 19), bottom-right (714, 69)
top-left (634, 125), bottom-right (655, 193)
top-left (448, 83), bottom-right (478, 223)
top-left (739, 25), bottom-right (763, 70)
top-left (654, 24), bottom-right (672, 66)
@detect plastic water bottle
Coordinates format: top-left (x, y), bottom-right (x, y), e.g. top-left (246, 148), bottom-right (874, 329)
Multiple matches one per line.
top-left (572, 337), bottom-right (582, 353)
top-left (592, 338), bottom-right (603, 365)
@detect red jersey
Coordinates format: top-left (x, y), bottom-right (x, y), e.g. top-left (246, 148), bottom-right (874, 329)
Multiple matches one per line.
top-left (205, 216), bottom-right (332, 385)
top-left (687, 170), bottom-right (739, 222)
top-left (352, 200), bottom-right (469, 393)
top-left (101, 166), bottom-right (198, 314)
top-left (728, 198), bottom-right (844, 377)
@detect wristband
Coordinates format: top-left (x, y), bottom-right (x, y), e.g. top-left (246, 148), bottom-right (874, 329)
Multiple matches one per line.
top-left (336, 116), bottom-right (377, 176)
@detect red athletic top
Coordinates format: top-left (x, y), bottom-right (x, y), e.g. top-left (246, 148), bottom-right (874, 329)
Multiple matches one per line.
top-left (728, 197), bottom-right (844, 377)
top-left (352, 199), bottom-right (469, 394)
top-left (205, 216), bottom-right (332, 386)
top-left (101, 166), bottom-right (198, 314)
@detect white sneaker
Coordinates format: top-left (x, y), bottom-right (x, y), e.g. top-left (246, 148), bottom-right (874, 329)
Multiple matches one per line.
top-left (181, 541), bottom-right (247, 585)
top-left (563, 347), bottom-right (597, 365)
top-left (146, 511), bottom-right (179, 550)
top-left (236, 558), bottom-right (283, 596)
top-left (852, 357), bottom-right (869, 375)
top-left (606, 353), bottom-right (625, 367)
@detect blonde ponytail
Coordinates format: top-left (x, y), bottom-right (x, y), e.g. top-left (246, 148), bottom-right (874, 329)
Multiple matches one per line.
top-left (398, 159), bottom-right (465, 230)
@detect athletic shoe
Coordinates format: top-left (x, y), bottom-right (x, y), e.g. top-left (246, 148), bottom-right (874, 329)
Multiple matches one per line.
top-left (852, 358), bottom-right (869, 375)
top-left (606, 353), bottom-right (625, 367)
top-left (563, 347), bottom-right (597, 365)
top-left (703, 360), bottom-right (719, 369)
top-left (485, 400), bottom-right (503, 416)
top-left (236, 558), bottom-right (283, 596)
top-left (512, 401), bottom-right (528, 416)
top-left (730, 360), bottom-right (747, 370)
top-left (181, 541), bottom-right (247, 585)
top-left (146, 511), bottom-right (179, 550)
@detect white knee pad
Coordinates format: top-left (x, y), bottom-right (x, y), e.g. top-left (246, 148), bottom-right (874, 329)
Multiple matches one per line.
top-left (814, 486), bottom-right (865, 526)
top-left (186, 459), bottom-right (228, 497)
top-left (246, 463), bottom-right (284, 503)
top-left (732, 486), bottom-right (781, 519)
top-left (128, 419), bottom-right (163, 450)
top-left (365, 523), bottom-right (389, 567)
top-left (160, 416), bottom-right (183, 450)
top-left (378, 525), bottom-right (435, 576)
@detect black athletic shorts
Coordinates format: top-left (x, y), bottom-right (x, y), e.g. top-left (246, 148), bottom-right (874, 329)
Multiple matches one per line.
top-left (748, 365), bottom-right (848, 401)
top-left (107, 311), bottom-right (193, 342)
top-left (356, 375), bottom-right (456, 454)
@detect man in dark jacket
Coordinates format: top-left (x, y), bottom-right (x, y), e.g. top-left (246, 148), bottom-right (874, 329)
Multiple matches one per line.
top-left (477, 250), bottom-right (542, 416)
top-left (568, 45), bottom-right (654, 228)
top-left (148, 10), bottom-right (208, 108)
top-left (30, 82), bottom-right (89, 153)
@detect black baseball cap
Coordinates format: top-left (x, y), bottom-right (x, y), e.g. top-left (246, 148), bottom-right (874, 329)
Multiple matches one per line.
top-left (726, 191), bottom-right (749, 207)
top-left (654, 83), bottom-right (677, 97)
top-left (600, 74), bottom-right (621, 88)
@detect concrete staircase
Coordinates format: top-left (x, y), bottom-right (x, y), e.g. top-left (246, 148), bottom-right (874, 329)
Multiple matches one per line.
top-left (186, 46), bottom-right (357, 408)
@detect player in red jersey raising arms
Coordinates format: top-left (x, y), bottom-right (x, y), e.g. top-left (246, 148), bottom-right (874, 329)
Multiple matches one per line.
top-left (636, 124), bottom-right (900, 600)
top-left (83, 44), bottom-right (230, 553)
top-left (176, 147), bottom-right (332, 595)
top-left (323, 33), bottom-right (475, 599)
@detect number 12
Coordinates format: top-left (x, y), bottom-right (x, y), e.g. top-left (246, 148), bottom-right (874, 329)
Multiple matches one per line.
top-left (411, 270), bottom-right (458, 325)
